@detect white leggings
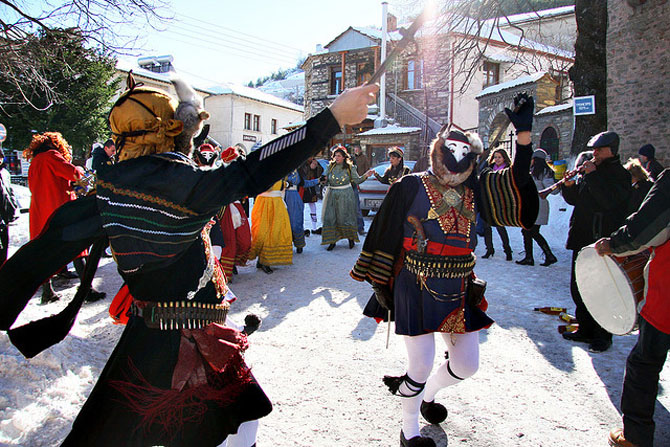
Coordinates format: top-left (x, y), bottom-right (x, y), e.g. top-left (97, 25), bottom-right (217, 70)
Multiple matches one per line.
top-left (400, 332), bottom-right (479, 438)
top-left (218, 420), bottom-right (259, 447)
top-left (308, 202), bottom-right (317, 229)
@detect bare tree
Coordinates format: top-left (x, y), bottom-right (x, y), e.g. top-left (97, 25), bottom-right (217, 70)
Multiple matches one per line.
top-left (0, 0), bottom-right (171, 111)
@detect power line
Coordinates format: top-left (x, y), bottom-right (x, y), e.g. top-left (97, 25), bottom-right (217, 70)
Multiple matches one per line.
top-left (176, 15), bottom-right (304, 58)
top-left (178, 12), bottom-right (306, 53)
top-left (167, 29), bottom-right (299, 66)
top-left (169, 23), bottom-right (299, 64)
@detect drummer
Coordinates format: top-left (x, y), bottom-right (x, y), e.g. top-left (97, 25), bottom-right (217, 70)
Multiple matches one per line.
top-left (560, 131), bottom-right (631, 353)
top-left (595, 168), bottom-right (670, 447)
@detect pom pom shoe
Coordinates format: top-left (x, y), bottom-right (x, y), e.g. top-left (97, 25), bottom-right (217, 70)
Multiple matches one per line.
top-left (420, 400), bottom-right (448, 424)
top-left (400, 431), bottom-right (436, 447)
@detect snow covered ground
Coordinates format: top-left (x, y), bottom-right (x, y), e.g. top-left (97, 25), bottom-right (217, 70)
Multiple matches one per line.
top-left (1, 185), bottom-right (669, 447)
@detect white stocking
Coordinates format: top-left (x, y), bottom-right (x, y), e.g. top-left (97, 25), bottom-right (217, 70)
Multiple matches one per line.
top-left (423, 331), bottom-right (479, 402)
top-left (308, 202), bottom-right (317, 230)
top-left (400, 334), bottom-right (436, 438)
top-left (219, 420), bottom-right (259, 447)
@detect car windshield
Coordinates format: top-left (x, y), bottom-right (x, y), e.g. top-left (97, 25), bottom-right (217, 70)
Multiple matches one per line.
top-left (372, 161), bottom-right (415, 176)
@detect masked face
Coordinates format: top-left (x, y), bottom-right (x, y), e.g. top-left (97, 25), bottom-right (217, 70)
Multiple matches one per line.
top-left (445, 139), bottom-right (471, 163)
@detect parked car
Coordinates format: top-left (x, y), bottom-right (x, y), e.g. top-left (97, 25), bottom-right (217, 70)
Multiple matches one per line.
top-left (358, 160), bottom-right (416, 216)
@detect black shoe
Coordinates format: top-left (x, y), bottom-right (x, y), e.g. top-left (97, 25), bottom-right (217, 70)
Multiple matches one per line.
top-left (304, 229), bottom-right (310, 237)
top-left (358, 229), bottom-right (367, 236)
top-left (505, 250), bottom-right (513, 261)
top-left (562, 330), bottom-right (594, 343)
top-left (482, 250), bottom-right (494, 259)
top-left (40, 290), bottom-right (61, 305)
top-left (312, 227), bottom-right (322, 235)
top-left (257, 263), bottom-right (273, 274)
top-left (57, 270), bottom-right (78, 280)
top-left (588, 338), bottom-right (612, 353)
top-left (326, 243), bottom-right (335, 251)
top-left (400, 431), bottom-right (436, 447)
top-left (420, 400), bottom-right (448, 424)
top-left (296, 247), bottom-right (303, 254)
top-left (515, 257), bottom-right (534, 266)
top-left (85, 289), bottom-right (106, 303)
top-left (243, 313), bottom-right (262, 336)
top-left (232, 265), bottom-right (238, 275)
top-left (348, 239), bottom-right (355, 249)
top-left (540, 253), bottom-right (558, 266)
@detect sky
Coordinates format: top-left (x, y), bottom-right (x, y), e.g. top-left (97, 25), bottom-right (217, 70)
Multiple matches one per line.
top-left (120, 0), bottom-right (416, 88)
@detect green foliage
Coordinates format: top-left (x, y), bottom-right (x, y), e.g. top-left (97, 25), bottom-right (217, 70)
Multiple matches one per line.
top-left (0, 30), bottom-right (120, 159)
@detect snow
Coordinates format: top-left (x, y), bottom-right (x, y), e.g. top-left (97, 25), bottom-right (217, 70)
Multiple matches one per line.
top-left (476, 71), bottom-right (547, 98)
top-left (358, 125), bottom-right (422, 136)
top-left (537, 100), bottom-right (573, 115)
top-left (1, 181), bottom-right (669, 447)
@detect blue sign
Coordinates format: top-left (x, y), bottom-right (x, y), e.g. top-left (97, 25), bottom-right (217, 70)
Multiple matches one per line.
top-left (574, 96), bottom-right (596, 116)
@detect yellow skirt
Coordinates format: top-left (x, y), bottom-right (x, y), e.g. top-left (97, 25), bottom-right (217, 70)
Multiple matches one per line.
top-left (249, 196), bottom-right (293, 266)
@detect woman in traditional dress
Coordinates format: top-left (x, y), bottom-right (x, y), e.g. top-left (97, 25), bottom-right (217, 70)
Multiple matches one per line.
top-left (248, 179), bottom-right (293, 273)
top-left (321, 146), bottom-right (372, 250)
top-left (373, 146), bottom-right (411, 185)
top-left (285, 168), bottom-right (320, 253)
top-left (480, 148), bottom-right (514, 260)
top-left (299, 157), bottom-right (324, 234)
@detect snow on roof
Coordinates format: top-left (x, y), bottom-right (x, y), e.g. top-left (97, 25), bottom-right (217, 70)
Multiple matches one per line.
top-left (451, 17), bottom-right (574, 60)
top-left (282, 120), bottom-right (306, 130)
top-left (206, 83), bottom-right (304, 112)
top-left (537, 100), bottom-right (573, 115)
top-left (358, 125), bottom-right (421, 136)
top-left (475, 71), bottom-right (547, 98)
top-left (116, 59), bottom-right (303, 113)
top-left (495, 5), bottom-right (575, 26)
top-left (324, 26), bottom-right (404, 49)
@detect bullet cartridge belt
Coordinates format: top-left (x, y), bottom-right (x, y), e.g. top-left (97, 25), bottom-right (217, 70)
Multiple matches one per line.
top-left (130, 300), bottom-right (229, 331)
top-left (404, 251), bottom-right (475, 279)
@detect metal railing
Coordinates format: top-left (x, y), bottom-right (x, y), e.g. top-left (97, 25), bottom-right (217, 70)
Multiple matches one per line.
top-left (385, 93), bottom-right (442, 146)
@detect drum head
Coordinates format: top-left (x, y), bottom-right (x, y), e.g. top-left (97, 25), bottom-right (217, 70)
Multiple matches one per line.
top-left (575, 245), bottom-right (638, 335)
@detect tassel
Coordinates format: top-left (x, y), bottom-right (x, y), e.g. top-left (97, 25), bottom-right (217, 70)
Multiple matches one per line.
top-left (382, 374), bottom-right (405, 395)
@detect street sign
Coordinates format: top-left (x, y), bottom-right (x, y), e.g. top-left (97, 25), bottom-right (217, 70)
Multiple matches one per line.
top-left (0, 123), bottom-right (6, 142)
top-left (573, 96), bottom-right (596, 116)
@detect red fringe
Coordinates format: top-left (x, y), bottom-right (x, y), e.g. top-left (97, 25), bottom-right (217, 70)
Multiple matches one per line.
top-left (109, 346), bottom-right (252, 439)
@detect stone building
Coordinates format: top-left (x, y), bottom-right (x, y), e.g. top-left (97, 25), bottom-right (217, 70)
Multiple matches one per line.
top-left (301, 7), bottom-right (575, 166)
top-left (476, 72), bottom-right (574, 160)
top-left (607, 0), bottom-right (670, 165)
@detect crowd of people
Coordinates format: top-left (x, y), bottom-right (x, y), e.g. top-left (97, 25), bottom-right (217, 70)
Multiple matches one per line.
top-left (0, 78), bottom-right (667, 447)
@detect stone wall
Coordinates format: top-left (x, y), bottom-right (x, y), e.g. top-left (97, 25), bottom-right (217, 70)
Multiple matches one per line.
top-left (608, 0), bottom-right (670, 165)
top-left (534, 110), bottom-right (574, 159)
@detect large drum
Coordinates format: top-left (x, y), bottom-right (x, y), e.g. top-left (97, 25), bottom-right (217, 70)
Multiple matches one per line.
top-left (575, 245), bottom-right (649, 335)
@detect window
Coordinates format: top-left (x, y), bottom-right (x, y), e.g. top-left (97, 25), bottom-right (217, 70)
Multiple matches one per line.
top-left (330, 66), bottom-right (342, 95)
top-left (483, 61), bottom-right (500, 88)
top-left (405, 60), bottom-right (423, 90)
top-left (253, 115), bottom-right (260, 132)
top-left (244, 113), bottom-right (251, 130)
top-left (271, 119), bottom-right (277, 134)
top-left (357, 62), bottom-right (372, 86)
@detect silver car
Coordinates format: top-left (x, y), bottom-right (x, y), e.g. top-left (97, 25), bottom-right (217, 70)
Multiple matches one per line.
top-left (358, 160), bottom-right (416, 216)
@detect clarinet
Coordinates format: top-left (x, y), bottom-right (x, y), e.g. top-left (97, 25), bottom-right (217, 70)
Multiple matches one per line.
top-left (538, 166), bottom-right (585, 199)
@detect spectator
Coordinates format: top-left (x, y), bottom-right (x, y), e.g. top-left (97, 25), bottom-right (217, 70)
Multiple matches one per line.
top-left (352, 144), bottom-right (370, 236)
top-left (91, 139), bottom-right (116, 173)
top-left (625, 157), bottom-right (653, 214)
top-left (480, 148), bottom-right (514, 261)
top-left (637, 143), bottom-right (664, 181)
top-left (0, 148), bottom-right (20, 265)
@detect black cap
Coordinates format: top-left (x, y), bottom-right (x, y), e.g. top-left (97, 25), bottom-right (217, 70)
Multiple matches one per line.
top-left (638, 143), bottom-right (655, 159)
top-left (587, 131), bottom-right (620, 154)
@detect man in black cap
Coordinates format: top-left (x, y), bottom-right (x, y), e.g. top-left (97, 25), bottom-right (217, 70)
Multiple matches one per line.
top-left (91, 139), bottom-right (116, 173)
top-left (638, 143), bottom-right (664, 181)
top-left (561, 131), bottom-right (632, 353)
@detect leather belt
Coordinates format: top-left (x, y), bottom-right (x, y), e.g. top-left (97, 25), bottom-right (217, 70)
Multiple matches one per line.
top-left (130, 300), bottom-right (229, 330)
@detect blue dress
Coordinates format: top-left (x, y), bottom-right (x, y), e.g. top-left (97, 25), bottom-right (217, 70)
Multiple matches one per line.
top-left (285, 170), bottom-right (319, 249)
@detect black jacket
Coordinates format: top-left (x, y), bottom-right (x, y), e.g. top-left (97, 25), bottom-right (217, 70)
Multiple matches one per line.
top-left (562, 155), bottom-right (632, 250)
top-left (644, 158), bottom-right (664, 182)
top-left (91, 146), bottom-right (113, 172)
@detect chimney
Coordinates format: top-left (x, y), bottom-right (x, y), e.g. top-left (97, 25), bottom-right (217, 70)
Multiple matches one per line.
top-left (387, 13), bottom-right (398, 32)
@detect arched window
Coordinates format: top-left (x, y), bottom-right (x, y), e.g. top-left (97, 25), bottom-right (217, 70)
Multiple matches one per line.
top-left (540, 127), bottom-right (559, 160)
